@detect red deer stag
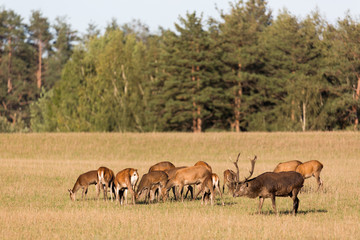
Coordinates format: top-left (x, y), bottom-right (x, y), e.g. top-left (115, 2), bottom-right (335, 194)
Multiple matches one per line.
top-left (233, 156), bottom-right (305, 215)
top-left (223, 153), bottom-right (241, 194)
top-left (164, 165), bottom-right (214, 205)
top-left (68, 170), bottom-right (100, 201)
top-left (295, 160), bottom-right (323, 190)
top-left (114, 168), bottom-right (139, 205)
top-left (273, 160), bottom-right (302, 173)
top-left (136, 171), bottom-right (168, 203)
top-left (98, 166), bottom-right (115, 201)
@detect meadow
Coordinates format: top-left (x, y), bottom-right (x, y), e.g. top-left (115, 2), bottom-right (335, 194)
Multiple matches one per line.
top-left (0, 132), bottom-right (359, 239)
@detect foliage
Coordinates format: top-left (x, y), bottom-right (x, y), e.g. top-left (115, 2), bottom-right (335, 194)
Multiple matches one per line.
top-left (0, 1), bottom-right (360, 132)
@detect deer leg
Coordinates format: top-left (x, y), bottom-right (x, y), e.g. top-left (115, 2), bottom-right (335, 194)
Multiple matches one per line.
top-left (109, 182), bottom-right (114, 202)
top-left (208, 181), bottom-right (214, 206)
top-left (271, 194), bottom-right (277, 215)
top-left (81, 187), bottom-right (85, 200)
top-left (314, 172), bottom-right (323, 191)
top-left (96, 183), bottom-right (100, 200)
top-left (258, 197), bottom-right (264, 214)
top-left (171, 186), bottom-right (176, 200)
top-left (84, 186), bottom-right (89, 200)
top-left (215, 182), bottom-right (224, 206)
top-left (292, 189), bottom-right (300, 215)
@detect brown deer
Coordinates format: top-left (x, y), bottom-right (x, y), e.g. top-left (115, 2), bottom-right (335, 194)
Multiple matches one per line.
top-left (136, 171), bottom-right (168, 203)
top-left (295, 160), bottom-right (324, 190)
top-left (114, 168), bottom-right (139, 205)
top-left (148, 161), bottom-right (175, 172)
top-left (97, 166), bottom-right (115, 201)
top-left (200, 173), bottom-right (224, 205)
top-left (68, 170), bottom-right (100, 201)
top-left (164, 165), bottom-right (214, 205)
top-left (273, 160), bottom-right (303, 173)
top-left (194, 161), bottom-right (212, 172)
top-left (184, 161), bottom-right (212, 199)
top-left (163, 166), bottom-right (187, 200)
top-left (223, 153), bottom-right (241, 194)
top-left (233, 156), bottom-right (305, 215)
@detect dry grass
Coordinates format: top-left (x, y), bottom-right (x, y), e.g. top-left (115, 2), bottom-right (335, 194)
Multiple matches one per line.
top-left (0, 132), bottom-right (359, 239)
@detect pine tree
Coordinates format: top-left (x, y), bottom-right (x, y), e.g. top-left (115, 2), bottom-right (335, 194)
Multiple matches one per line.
top-left (219, 0), bottom-right (272, 131)
top-left (29, 10), bottom-right (52, 89)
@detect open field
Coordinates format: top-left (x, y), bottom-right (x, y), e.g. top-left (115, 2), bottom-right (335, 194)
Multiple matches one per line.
top-left (0, 132), bottom-right (359, 239)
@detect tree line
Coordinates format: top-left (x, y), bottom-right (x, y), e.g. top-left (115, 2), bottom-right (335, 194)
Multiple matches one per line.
top-left (1, 0), bottom-right (360, 132)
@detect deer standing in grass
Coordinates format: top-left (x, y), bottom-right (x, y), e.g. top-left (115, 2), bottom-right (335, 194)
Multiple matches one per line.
top-left (136, 171), bottom-right (168, 203)
top-left (148, 161), bottom-right (175, 201)
top-left (184, 161), bottom-right (212, 199)
top-left (273, 160), bottom-right (302, 173)
top-left (233, 156), bottom-right (305, 215)
top-left (295, 160), bottom-right (323, 190)
top-left (223, 153), bottom-right (241, 194)
top-left (68, 170), bottom-right (100, 201)
top-left (98, 166), bottom-right (115, 201)
top-left (164, 165), bottom-right (214, 205)
top-left (114, 168), bottom-right (139, 205)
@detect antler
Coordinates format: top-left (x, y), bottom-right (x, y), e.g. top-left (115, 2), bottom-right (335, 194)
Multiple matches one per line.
top-left (242, 155), bottom-right (257, 182)
top-left (233, 153), bottom-right (241, 182)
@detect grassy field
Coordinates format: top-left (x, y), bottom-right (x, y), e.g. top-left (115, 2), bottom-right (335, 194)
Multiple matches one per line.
top-left (0, 132), bottom-right (359, 239)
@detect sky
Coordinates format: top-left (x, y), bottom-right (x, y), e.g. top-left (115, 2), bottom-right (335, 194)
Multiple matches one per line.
top-left (1, 0), bottom-right (360, 34)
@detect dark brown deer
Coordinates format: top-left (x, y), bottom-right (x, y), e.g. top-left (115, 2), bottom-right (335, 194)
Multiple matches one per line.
top-left (273, 160), bottom-right (302, 173)
top-left (98, 166), bottom-right (115, 201)
top-left (233, 156), bottom-right (304, 215)
top-left (295, 160), bottom-right (323, 190)
top-left (223, 153), bottom-right (241, 194)
top-left (68, 170), bottom-right (100, 201)
top-left (136, 171), bottom-right (168, 203)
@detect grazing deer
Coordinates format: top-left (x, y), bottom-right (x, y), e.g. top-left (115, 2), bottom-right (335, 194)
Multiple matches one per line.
top-left (97, 166), bottom-right (115, 201)
top-left (136, 171), bottom-right (168, 203)
top-left (163, 166), bottom-right (187, 200)
top-left (295, 160), bottom-right (323, 190)
top-left (223, 153), bottom-right (241, 194)
top-left (148, 161), bottom-right (175, 172)
top-left (233, 156), bottom-right (305, 215)
top-left (114, 168), bottom-right (139, 205)
top-left (194, 161), bottom-right (212, 172)
top-left (164, 165), bottom-right (214, 205)
top-left (68, 170), bottom-right (100, 201)
top-left (148, 161), bottom-right (176, 199)
top-left (273, 160), bottom-right (303, 173)
top-left (200, 173), bottom-right (224, 205)
top-left (184, 161), bottom-right (212, 199)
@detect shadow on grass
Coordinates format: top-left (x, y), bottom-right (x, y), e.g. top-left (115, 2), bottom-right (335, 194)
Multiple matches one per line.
top-left (250, 208), bottom-right (328, 216)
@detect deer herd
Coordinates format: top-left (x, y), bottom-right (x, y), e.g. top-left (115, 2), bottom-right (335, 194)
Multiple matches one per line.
top-left (68, 153), bottom-right (324, 215)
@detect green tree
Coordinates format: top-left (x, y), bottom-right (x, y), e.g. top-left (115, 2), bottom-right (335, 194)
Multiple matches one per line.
top-left (0, 8), bottom-right (36, 130)
top-left (28, 10), bottom-right (52, 89)
top-left (218, 0), bottom-right (272, 131)
top-left (45, 16), bottom-right (78, 89)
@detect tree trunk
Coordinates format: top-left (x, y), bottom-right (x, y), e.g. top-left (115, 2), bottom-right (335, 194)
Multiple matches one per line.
top-left (36, 40), bottom-right (42, 89)
top-left (7, 36), bottom-right (12, 93)
top-left (234, 64), bottom-right (242, 133)
top-left (291, 100), bottom-right (295, 121)
top-left (192, 65), bottom-right (197, 132)
top-left (354, 76), bottom-right (360, 130)
top-left (301, 102), bottom-right (306, 132)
